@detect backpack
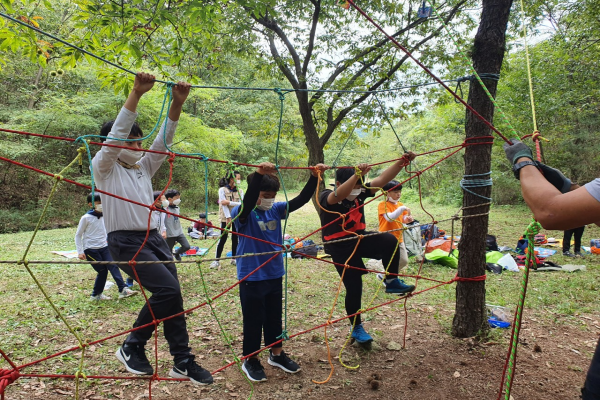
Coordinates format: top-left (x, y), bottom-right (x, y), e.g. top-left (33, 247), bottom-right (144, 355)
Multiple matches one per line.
top-left (486, 234), bottom-right (499, 252)
top-left (292, 240), bottom-right (318, 259)
top-left (421, 224), bottom-right (440, 243)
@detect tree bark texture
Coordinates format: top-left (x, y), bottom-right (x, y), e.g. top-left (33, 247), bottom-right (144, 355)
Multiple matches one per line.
top-left (452, 0), bottom-right (513, 338)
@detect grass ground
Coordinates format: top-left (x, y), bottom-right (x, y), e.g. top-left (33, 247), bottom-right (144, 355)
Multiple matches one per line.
top-left (1, 190), bottom-right (599, 399)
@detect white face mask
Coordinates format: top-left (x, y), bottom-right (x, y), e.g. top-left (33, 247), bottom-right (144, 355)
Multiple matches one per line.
top-left (94, 204), bottom-right (103, 213)
top-left (236, 180), bottom-right (241, 185)
top-left (172, 198), bottom-right (181, 206)
top-left (346, 188), bottom-right (362, 201)
top-left (161, 199), bottom-right (169, 208)
top-left (387, 196), bottom-right (398, 204)
top-left (257, 197), bottom-right (275, 211)
top-left (119, 148), bottom-right (143, 165)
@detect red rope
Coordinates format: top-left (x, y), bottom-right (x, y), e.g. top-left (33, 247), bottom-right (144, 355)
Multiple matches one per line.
top-left (346, 0), bottom-right (511, 144)
top-left (0, 369), bottom-right (19, 398)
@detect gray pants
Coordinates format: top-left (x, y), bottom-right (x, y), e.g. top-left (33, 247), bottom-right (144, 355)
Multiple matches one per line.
top-left (107, 229), bottom-right (192, 363)
top-left (166, 234), bottom-right (191, 260)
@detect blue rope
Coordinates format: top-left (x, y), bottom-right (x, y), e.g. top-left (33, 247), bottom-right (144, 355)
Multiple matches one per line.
top-left (460, 172), bottom-right (493, 201)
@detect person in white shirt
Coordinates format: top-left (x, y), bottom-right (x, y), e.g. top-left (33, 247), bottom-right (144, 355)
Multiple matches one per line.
top-left (75, 193), bottom-right (138, 300)
top-left (504, 139), bottom-right (600, 399)
top-left (152, 190), bottom-right (168, 239)
top-left (211, 171), bottom-right (243, 268)
top-left (92, 72), bottom-right (212, 385)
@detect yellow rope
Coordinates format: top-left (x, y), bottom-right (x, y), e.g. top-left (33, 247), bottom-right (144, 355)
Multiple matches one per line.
top-left (17, 149), bottom-right (89, 400)
top-left (518, 0), bottom-right (538, 132)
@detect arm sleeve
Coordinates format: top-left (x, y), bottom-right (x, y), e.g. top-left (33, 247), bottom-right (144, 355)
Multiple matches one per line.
top-left (383, 206), bottom-right (407, 222)
top-left (218, 187), bottom-right (232, 218)
top-left (288, 175), bottom-right (318, 213)
top-left (74, 216), bottom-right (87, 254)
top-left (238, 173), bottom-right (264, 221)
top-left (91, 107), bottom-right (138, 179)
top-left (160, 213), bottom-right (167, 234)
top-left (229, 201), bottom-right (241, 207)
top-left (139, 117), bottom-right (178, 177)
top-left (585, 179), bottom-right (600, 203)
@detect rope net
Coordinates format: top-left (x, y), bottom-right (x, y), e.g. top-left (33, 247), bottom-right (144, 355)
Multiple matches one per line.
top-left (0, 1), bottom-right (543, 399)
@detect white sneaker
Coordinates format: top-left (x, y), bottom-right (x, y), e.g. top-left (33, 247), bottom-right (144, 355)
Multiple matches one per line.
top-left (119, 287), bottom-right (138, 299)
top-left (376, 273), bottom-right (386, 286)
top-left (210, 261), bottom-right (220, 269)
top-left (90, 293), bottom-right (111, 300)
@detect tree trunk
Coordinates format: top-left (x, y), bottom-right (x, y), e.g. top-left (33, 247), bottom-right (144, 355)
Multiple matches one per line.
top-left (452, 0), bottom-right (513, 338)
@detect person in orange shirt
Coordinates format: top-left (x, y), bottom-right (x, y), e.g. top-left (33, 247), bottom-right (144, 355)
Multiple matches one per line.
top-left (378, 180), bottom-right (413, 276)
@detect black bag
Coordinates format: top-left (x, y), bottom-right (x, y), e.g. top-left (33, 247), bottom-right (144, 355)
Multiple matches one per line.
top-left (486, 234), bottom-right (499, 252)
top-left (292, 245), bottom-right (318, 259)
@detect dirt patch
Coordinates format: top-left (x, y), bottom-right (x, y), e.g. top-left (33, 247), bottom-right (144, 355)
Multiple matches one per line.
top-left (5, 310), bottom-right (594, 400)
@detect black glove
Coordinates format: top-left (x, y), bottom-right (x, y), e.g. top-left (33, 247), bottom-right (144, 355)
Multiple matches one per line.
top-left (503, 139), bottom-right (534, 165)
top-left (537, 163), bottom-right (572, 194)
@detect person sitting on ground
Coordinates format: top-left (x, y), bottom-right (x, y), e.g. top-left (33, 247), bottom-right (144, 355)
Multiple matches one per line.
top-left (563, 225), bottom-right (585, 257)
top-left (164, 189), bottom-right (191, 261)
top-left (75, 193), bottom-right (138, 300)
top-left (232, 161), bottom-right (328, 382)
top-left (212, 170), bottom-right (244, 269)
top-left (377, 180), bottom-right (413, 280)
top-left (92, 72), bottom-right (212, 385)
top-left (189, 213), bottom-right (216, 239)
top-left (317, 154), bottom-right (417, 346)
top-left (504, 138), bottom-right (600, 400)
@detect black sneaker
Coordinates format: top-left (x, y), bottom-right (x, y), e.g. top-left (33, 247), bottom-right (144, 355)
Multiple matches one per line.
top-left (563, 250), bottom-right (574, 257)
top-left (169, 357), bottom-right (213, 385)
top-left (267, 350), bottom-right (300, 373)
top-left (241, 358), bottom-right (267, 382)
top-left (115, 344), bottom-right (153, 375)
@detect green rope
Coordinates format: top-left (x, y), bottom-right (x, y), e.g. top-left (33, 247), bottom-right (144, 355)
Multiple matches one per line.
top-left (502, 219), bottom-right (541, 399)
top-left (428, 3), bottom-right (518, 138)
top-left (273, 87), bottom-right (292, 341)
top-left (195, 259), bottom-right (254, 399)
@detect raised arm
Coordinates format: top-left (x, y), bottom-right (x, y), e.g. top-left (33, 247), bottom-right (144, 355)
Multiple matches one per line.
top-left (92, 73), bottom-right (155, 178)
top-left (504, 140), bottom-right (600, 229)
top-left (142, 81), bottom-right (191, 177)
top-left (326, 163), bottom-right (371, 205)
top-left (369, 151), bottom-right (416, 193)
top-left (238, 162), bottom-right (276, 223)
top-left (288, 164), bottom-right (329, 212)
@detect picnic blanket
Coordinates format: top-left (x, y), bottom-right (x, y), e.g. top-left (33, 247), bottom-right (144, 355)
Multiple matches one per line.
top-left (51, 250), bottom-right (79, 258)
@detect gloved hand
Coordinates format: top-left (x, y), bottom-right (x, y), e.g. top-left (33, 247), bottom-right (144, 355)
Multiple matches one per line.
top-left (537, 163), bottom-right (572, 193)
top-left (503, 139), bottom-right (534, 165)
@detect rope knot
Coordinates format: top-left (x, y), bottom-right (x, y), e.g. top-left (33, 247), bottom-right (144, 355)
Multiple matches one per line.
top-left (0, 368), bottom-right (20, 393)
top-left (74, 370), bottom-right (87, 379)
top-left (166, 81), bottom-right (176, 88)
top-left (354, 166), bottom-right (362, 177)
top-left (273, 87), bottom-right (286, 100)
top-left (277, 330), bottom-right (290, 341)
top-left (531, 130), bottom-right (549, 143)
top-left (128, 260), bottom-right (137, 268)
top-left (54, 174), bottom-right (63, 181)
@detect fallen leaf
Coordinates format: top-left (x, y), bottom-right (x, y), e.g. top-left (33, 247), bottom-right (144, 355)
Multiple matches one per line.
top-left (453, 371), bottom-right (461, 378)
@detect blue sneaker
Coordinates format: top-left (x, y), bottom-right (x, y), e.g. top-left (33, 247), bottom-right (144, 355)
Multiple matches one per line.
top-left (351, 324), bottom-right (373, 344)
top-left (385, 278), bottom-right (415, 294)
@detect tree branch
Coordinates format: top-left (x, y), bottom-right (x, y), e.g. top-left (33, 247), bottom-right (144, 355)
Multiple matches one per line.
top-left (302, 0), bottom-right (321, 76)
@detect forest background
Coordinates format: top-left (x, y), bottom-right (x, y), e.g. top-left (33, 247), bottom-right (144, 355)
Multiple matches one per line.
top-left (0, 0), bottom-right (598, 233)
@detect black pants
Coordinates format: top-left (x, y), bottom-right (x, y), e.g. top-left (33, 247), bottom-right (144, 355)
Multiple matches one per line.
top-left (563, 226), bottom-right (585, 253)
top-left (107, 230), bottom-right (192, 363)
top-left (84, 246), bottom-right (127, 296)
top-left (583, 338), bottom-right (600, 399)
top-left (326, 232), bottom-right (400, 326)
top-left (166, 233), bottom-right (191, 260)
top-left (216, 221), bottom-right (238, 258)
top-left (239, 277), bottom-right (283, 356)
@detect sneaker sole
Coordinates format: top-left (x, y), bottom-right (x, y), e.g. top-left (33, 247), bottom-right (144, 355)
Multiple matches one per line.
top-left (386, 287), bottom-right (416, 295)
top-left (168, 369), bottom-right (213, 385)
top-left (267, 358), bottom-right (301, 374)
top-left (115, 348), bottom-right (153, 375)
top-left (241, 362), bottom-right (267, 382)
top-left (119, 291), bottom-right (138, 299)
